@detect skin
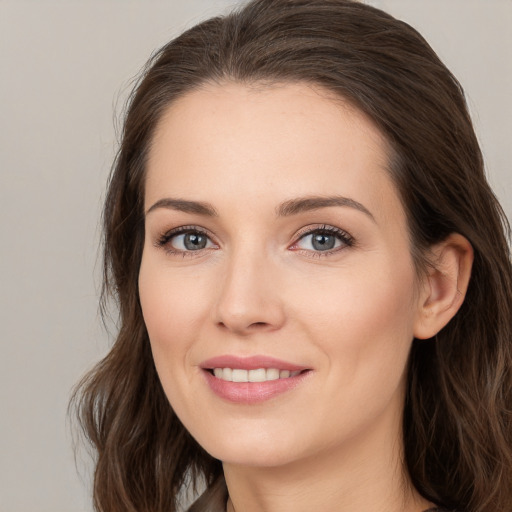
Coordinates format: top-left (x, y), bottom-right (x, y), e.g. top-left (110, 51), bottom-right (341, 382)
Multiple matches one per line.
top-left (139, 82), bottom-right (472, 512)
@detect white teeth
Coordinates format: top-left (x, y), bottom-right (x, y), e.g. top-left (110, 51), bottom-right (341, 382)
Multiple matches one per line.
top-left (211, 367), bottom-right (302, 382)
top-left (266, 368), bottom-right (280, 381)
top-left (232, 369), bottom-right (248, 382)
top-left (248, 368), bottom-right (267, 382)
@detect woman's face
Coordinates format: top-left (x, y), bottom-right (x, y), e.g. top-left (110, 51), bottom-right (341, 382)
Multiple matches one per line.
top-left (139, 82), bottom-right (426, 468)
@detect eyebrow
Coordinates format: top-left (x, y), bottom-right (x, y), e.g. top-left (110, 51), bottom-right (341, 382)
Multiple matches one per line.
top-left (145, 194), bottom-right (374, 221)
top-left (146, 198), bottom-right (218, 217)
top-left (276, 195), bottom-right (375, 221)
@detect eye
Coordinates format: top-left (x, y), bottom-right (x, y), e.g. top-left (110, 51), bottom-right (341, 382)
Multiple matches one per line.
top-left (292, 226), bottom-right (353, 253)
top-left (157, 227), bottom-right (216, 254)
top-left (172, 232), bottom-right (212, 250)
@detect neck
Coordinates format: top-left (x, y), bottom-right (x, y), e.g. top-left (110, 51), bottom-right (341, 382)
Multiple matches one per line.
top-left (223, 402), bottom-right (432, 512)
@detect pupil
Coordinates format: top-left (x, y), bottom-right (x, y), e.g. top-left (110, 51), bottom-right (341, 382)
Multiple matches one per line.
top-left (184, 233), bottom-right (206, 250)
top-left (312, 233), bottom-right (335, 251)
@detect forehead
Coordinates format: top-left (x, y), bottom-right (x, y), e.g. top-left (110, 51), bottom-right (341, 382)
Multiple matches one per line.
top-left (145, 81), bottom-right (403, 226)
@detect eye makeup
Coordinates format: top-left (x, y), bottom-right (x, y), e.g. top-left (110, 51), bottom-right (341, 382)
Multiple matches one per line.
top-left (153, 222), bottom-right (355, 259)
top-left (155, 225), bottom-right (218, 257)
top-left (290, 224), bottom-right (354, 257)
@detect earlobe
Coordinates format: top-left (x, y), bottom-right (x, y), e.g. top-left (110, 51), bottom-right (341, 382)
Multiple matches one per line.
top-left (413, 233), bottom-right (474, 340)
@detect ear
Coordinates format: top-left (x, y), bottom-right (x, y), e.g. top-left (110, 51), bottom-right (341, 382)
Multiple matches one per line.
top-left (414, 233), bottom-right (474, 340)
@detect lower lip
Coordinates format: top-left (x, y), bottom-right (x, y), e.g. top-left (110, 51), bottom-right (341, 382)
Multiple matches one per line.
top-left (202, 370), bottom-right (310, 404)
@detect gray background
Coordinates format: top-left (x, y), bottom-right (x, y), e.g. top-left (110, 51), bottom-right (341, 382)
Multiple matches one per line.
top-left (1, 1), bottom-right (510, 511)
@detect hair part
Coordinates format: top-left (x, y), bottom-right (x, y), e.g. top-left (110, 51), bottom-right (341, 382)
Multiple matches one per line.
top-left (71, 1), bottom-right (512, 511)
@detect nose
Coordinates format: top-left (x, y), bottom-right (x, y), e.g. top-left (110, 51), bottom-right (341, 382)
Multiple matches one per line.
top-left (213, 248), bottom-right (286, 336)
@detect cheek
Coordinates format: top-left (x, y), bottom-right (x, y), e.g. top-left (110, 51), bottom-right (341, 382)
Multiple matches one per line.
top-left (294, 259), bottom-right (418, 379)
top-left (285, 260), bottom-right (418, 443)
top-left (138, 254), bottom-right (211, 373)
top-left (138, 255), bottom-right (216, 423)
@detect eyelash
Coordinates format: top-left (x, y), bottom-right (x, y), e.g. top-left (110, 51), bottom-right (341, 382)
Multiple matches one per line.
top-left (155, 225), bottom-right (216, 257)
top-left (155, 224), bottom-right (354, 258)
top-left (291, 225), bottom-right (354, 257)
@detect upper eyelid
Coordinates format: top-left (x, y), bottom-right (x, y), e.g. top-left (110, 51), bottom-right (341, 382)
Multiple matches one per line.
top-left (159, 225), bottom-right (214, 240)
top-left (155, 227), bottom-right (217, 257)
top-left (154, 226), bottom-right (217, 253)
top-left (293, 224), bottom-right (353, 240)
top-left (158, 224), bottom-right (350, 237)
top-left (290, 224), bottom-right (354, 251)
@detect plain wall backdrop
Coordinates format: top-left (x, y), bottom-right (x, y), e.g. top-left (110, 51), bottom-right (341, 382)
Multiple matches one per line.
top-left (0, 1), bottom-right (510, 511)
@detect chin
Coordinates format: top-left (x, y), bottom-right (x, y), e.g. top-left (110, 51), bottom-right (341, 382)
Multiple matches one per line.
top-left (194, 428), bottom-right (304, 468)
top-left (215, 446), bottom-right (299, 469)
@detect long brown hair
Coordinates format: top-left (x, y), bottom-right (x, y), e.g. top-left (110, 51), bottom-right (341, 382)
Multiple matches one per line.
top-left (71, 1), bottom-right (512, 511)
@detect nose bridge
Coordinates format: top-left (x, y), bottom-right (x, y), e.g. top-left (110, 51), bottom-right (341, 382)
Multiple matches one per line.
top-left (214, 240), bottom-right (284, 334)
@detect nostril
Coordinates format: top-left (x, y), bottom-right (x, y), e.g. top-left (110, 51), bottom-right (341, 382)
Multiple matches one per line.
top-left (246, 321), bottom-right (274, 331)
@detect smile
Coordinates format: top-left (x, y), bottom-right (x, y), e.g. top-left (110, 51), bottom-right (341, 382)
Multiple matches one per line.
top-left (200, 355), bottom-right (311, 403)
top-left (212, 368), bottom-right (302, 382)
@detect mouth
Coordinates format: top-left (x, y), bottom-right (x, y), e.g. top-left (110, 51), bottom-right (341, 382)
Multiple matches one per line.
top-left (200, 355), bottom-right (312, 403)
top-left (207, 367), bottom-right (305, 382)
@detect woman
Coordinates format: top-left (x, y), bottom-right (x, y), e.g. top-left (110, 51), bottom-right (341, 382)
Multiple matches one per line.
top-left (72, 1), bottom-right (512, 511)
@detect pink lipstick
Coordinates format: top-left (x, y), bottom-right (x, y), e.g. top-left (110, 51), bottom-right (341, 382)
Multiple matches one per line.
top-left (200, 355), bottom-right (311, 404)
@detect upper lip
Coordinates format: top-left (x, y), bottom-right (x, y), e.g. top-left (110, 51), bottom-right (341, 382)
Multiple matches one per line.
top-left (200, 355), bottom-right (308, 372)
